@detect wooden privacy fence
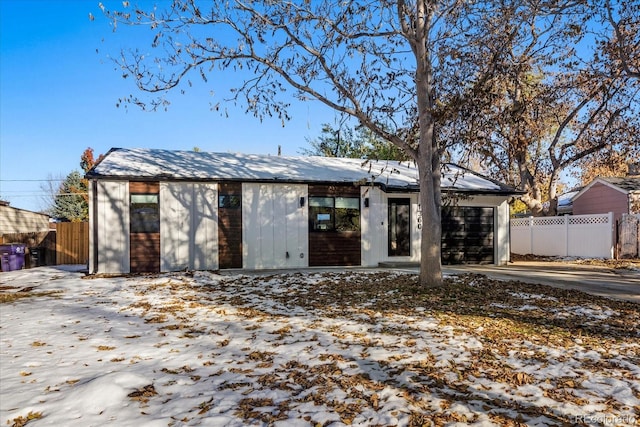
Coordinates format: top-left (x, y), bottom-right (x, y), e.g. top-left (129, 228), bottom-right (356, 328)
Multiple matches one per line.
top-left (618, 214), bottom-right (640, 259)
top-left (510, 213), bottom-right (615, 259)
top-left (56, 222), bottom-right (89, 265)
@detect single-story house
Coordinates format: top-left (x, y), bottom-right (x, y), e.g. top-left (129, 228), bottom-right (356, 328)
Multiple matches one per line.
top-left (0, 201), bottom-right (54, 268)
top-left (0, 201), bottom-right (50, 237)
top-left (86, 148), bottom-right (521, 274)
top-left (572, 176), bottom-right (640, 224)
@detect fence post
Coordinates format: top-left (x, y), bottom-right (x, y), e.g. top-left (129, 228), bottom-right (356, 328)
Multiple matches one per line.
top-left (608, 212), bottom-right (614, 259)
top-left (564, 215), bottom-right (569, 257)
top-left (529, 216), bottom-right (534, 254)
top-left (637, 215), bottom-right (640, 258)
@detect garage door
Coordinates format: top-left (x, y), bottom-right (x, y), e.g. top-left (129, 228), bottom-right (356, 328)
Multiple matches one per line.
top-left (441, 206), bottom-right (494, 264)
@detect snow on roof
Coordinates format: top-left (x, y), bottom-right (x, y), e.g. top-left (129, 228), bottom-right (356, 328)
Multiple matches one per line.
top-left (88, 148), bottom-right (514, 193)
top-left (599, 176), bottom-right (640, 192)
top-left (558, 190), bottom-right (580, 207)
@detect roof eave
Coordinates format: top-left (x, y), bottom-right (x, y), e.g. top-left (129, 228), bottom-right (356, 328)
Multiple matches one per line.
top-left (83, 175), bottom-right (517, 195)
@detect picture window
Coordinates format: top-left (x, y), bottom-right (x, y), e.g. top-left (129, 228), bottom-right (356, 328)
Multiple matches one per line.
top-left (130, 194), bottom-right (159, 233)
top-left (309, 196), bottom-right (360, 232)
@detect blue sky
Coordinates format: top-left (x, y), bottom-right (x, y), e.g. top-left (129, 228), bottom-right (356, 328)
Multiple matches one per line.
top-left (0, 0), bottom-right (335, 212)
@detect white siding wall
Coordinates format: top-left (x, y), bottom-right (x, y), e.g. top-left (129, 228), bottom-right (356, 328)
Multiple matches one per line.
top-left (242, 183), bottom-right (308, 269)
top-left (192, 184), bottom-right (218, 270)
top-left (410, 198), bottom-right (422, 262)
top-left (160, 182), bottom-right (218, 271)
top-left (496, 199), bottom-right (511, 265)
top-left (361, 190), bottom-right (420, 265)
top-left (92, 180), bottom-right (129, 274)
top-left (360, 186), bottom-right (385, 267)
top-left (361, 192), bottom-right (511, 266)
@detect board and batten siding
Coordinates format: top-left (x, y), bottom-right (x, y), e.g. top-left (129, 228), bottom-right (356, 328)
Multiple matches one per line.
top-left (90, 180), bottom-right (130, 274)
top-left (242, 183), bottom-right (308, 269)
top-left (360, 186), bottom-right (385, 267)
top-left (160, 182), bottom-right (218, 272)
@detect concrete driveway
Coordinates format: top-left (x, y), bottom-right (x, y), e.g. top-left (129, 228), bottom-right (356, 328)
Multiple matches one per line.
top-left (439, 261), bottom-right (640, 304)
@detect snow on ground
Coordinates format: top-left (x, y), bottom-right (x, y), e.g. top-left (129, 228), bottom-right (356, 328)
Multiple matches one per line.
top-left (1, 266), bottom-right (638, 427)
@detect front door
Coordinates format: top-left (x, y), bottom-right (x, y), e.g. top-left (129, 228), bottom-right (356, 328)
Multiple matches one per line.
top-left (388, 198), bottom-right (411, 256)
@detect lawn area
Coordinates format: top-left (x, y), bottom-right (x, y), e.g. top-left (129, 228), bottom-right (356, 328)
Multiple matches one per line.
top-left (1, 266), bottom-right (638, 426)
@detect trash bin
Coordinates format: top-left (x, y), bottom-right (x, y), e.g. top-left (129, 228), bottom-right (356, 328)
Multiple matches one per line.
top-left (29, 247), bottom-right (44, 267)
top-left (0, 243), bottom-right (26, 272)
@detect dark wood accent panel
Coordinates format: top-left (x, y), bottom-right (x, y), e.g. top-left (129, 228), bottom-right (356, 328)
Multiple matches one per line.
top-left (309, 231), bottom-right (361, 266)
top-left (218, 182), bottom-right (241, 194)
top-left (218, 212), bottom-right (242, 268)
top-left (130, 181), bottom-right (160, 193)
top-left (308, 184), bottom-right (361, 197)
top-left (308, 184), bottom-right (361, 266)
top-left (130, 232), bottom-right (160, 273)
top-left (218, 182), bottom-right (243, 269)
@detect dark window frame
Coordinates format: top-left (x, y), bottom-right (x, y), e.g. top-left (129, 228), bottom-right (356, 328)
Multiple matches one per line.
top-left (219, 194), bottom-right (242, 209)
top-left (309, 196), bottom-right (360, 232)
top-left (130, 193), bottom-right (160, 233)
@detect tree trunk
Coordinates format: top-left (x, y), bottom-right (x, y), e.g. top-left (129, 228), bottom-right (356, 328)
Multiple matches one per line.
top-left (418, 143), bottom-right (443, 287)
top-left (414, 9), bottom-right (442, 287)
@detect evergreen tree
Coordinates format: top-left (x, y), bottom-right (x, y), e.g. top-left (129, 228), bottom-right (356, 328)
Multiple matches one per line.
top-left (51, 148), bottom-right (103, 221)
top-left (303, 123), bottom-right (409, 161)
top-left (52, 170), bottom-right (87, 222)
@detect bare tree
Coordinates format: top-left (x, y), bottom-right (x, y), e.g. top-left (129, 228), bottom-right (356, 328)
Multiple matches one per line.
top-left (603, 0), bottom-right (640, 80)
top-left (39, 173), bottom-right (65, 215)
top-left (100, 0), bottom-right (589, 286)
top-left (457, 1), bottom-right (640, 216)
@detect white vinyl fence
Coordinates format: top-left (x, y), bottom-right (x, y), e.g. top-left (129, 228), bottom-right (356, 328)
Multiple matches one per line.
top-left (510, 213), bottom-right (614, 259)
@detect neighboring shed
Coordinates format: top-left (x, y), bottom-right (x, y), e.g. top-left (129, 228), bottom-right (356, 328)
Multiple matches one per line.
top-left (86, 148), bottom-right (521, 274)
top-left (572, 176), bottom-right (640, 223)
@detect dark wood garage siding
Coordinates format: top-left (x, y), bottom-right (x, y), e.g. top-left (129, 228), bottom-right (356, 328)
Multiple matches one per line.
top-left (308, 184), bottom-right (361, 267)
top-left (218, 182), bottom-right (243, 269)
top-left (130, 233), bottom-right (161, 272)
top-left (129, 181), bottom-right (160, 273)
top-left (441, 206), bottom-right (494, 264)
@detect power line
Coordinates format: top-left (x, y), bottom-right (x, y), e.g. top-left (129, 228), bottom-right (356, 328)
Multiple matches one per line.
top-left (0, 179), bottom-right (67, 182)
top-left (0, 193), bottom-right (88, 197)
